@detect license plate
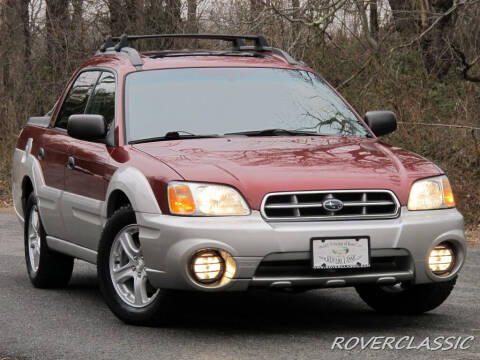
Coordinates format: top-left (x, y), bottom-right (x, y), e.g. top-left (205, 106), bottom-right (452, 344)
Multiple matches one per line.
top-left (311, 237), bottom-right (370, 269)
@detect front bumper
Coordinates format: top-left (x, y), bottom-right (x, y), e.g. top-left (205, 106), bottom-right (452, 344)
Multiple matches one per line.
top-left (137, 207), bottom-right (465, 291)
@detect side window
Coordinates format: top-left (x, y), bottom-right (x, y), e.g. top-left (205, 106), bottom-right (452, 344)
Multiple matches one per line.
top-left (54, 71), bottom-right (101, 129)
top-left (85, 72), bottom-right (116, 129)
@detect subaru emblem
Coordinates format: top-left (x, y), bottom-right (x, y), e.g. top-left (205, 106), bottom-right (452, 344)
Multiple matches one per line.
top-left (323, 198), bottom-right (344, 212)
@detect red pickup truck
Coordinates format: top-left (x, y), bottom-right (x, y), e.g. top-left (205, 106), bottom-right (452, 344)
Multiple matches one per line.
top-left (12, 34), bottom-right (466, 325)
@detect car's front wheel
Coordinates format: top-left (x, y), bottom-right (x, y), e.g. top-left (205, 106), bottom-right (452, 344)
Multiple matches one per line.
top-left (97, 206), bottom-right (173, 325)
top-left (355, 278), bottom-right (457, 315)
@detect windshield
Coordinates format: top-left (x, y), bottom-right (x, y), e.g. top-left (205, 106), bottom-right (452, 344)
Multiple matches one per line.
top-left (125, 67), bottom-right (370, 142)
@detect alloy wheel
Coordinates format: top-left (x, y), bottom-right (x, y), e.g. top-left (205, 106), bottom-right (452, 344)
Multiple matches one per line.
top-left (109, 225), bottom-right (159, 308)
top-left (27, 205), bottom-right (41, 272)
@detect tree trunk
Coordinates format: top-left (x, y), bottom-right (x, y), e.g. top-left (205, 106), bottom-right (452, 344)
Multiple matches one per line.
top-left (108, 0), bottom-right (124, 35)
top-left (71, 0), bottom-right (84, 54)
top-left (125, 0), bottom-right (138, 33)
top-left (45, 0), bottom-right (69, 79)
top-left (419, 0), bottom-right (456, 79)
top-left (250, 0), bottom-right (262, 21)
top-left (291, 0), bottom-right (301, 34)
top-left (20, 0), bottom-right (31, 69)
top-left (418, 0), bottom-right (428, 29)
top-left (163, 0), bottom-right (181, 47)
top-left (145, 0), bottom-right (162, 33)
top-left (389, 0), bottom-right (457, 79)
top-left (164, 0), bottom-right (181, 33)
top-left (1, 0), bottom-right (31, 87)
top-left (369, 0), bottom-right (379, 41)
top-left (187, 0), bottom-right (198, 33)
top-left (388, 0), bottom-right (417, 34)
top-left (1, 0), bottom-right (15, 89)
top-left (135, 0), bottom-right (145, 34)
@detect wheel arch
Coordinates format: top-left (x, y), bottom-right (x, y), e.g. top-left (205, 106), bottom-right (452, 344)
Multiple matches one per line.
top-left (103, 166), bottom-right (161, 218)
top-left (106, 189), bottom-right (133, 218)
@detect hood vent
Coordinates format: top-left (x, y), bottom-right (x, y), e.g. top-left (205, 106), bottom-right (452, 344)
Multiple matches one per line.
top-left (261, 190), bottom-right (400, 221)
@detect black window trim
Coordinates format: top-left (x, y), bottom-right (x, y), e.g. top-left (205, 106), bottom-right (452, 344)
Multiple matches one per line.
top-left (84, 71), bottom-right (104, 115)
top-left (51, 66), bottom-right (119, 146)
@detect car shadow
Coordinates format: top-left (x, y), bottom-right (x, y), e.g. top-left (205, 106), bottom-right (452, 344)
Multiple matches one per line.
top-left (165, 290), bottom-right (443, 334)
top-left (63, 269), bottom-right (448, 334)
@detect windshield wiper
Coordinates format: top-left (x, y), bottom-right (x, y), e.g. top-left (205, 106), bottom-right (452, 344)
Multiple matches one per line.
top-left (129, 131), bottom-right (221, 144)
top-left (225, 128), bottom-right (324, 137)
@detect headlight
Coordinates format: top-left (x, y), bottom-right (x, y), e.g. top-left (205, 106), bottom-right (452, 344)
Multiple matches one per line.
top-left (168, 182), bottom-right (250, 216)
top-left (407, 175), bottom-right (455, 211)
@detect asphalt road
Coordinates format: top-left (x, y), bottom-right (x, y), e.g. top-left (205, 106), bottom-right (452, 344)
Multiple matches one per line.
top-left (0, 212), bottom-right (479, 360)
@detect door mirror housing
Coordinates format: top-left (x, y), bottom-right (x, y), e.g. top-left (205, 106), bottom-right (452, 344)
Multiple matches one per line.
top-left (364, 111), bottom-right (397, 137)
top-left (67, 114), bottom-right (106, 142)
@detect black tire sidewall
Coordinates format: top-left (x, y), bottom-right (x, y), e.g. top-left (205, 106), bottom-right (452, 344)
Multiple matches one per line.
top-left (356, 278), bottom-right (457, 315)
top-left (24, 193), bottom-right (45, 280)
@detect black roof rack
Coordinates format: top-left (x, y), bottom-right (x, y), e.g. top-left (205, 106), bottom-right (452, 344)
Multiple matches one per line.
top-left (96, 33), bottom-right (299, 69)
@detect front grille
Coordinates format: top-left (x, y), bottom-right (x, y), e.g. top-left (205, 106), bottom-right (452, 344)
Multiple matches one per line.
top-left (261, 190), bottom-right (400, 221)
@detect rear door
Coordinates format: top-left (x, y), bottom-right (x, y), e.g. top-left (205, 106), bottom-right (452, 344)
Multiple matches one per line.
top-left (39, 71), bottom-right (100, 239)
top-left (63, 71), bottom-right (117, 250)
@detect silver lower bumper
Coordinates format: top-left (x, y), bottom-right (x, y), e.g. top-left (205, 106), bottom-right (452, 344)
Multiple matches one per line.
top-left (137, 207), bottom-right (465, 291)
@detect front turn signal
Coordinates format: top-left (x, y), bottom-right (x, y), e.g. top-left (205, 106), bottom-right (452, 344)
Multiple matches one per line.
top-left (442, 177), bottom-right (455, 208)
top-left (168, 184), bottom-right (196, 215)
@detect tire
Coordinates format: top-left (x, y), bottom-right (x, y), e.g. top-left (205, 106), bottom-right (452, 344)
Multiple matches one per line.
top-left (355, 277), bottom-right (457, 315)
top-left (97, 205), bottom-right (173, 326)
top-left (24, 193), bottom-right (74, 288)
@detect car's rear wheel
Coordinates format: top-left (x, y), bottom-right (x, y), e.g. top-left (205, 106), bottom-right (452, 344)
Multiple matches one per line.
top-left (24, 193), bottom-right (74, 288)
top-left (355, 278), bottom-right (457, 315)
top-left (97, 206), bottom-right (173, 325)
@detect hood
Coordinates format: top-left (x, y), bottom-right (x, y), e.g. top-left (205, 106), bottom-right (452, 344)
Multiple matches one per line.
top-left (133, 136), bottom-right (442, 209)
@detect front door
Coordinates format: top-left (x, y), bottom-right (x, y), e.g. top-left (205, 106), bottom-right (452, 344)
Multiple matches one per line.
top-left (63, 71), bottom-right (117, 250)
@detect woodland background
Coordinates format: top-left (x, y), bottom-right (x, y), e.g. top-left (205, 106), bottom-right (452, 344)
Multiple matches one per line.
top-left (0, 0), bottom-right (479, 225)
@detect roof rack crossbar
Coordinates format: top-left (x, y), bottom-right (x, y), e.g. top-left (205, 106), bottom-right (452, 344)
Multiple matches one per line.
top-left (103, 34), bottom-right (269, 52)
top-left (97, 33), bottom-right (300, 67)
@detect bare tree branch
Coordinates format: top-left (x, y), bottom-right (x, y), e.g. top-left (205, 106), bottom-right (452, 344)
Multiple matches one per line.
top-left (389, 0), bottom-right (473, 53)
top-left (337, 56), bottom-right (373, 89)
top-left (451, 42), bottom-right (480, 83)
top-left (260, 0), bottom-right (348, 28)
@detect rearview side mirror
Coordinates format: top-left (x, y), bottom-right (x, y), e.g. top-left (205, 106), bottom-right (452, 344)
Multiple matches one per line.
top-left (364, 111), bottom-right (397, 137)
top-left (67, 114), bottom-right (106, 142)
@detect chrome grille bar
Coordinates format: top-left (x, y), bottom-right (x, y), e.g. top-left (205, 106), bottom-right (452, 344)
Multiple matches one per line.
top-left (342, 201), bottom-right (395, 207)
top-left (265, 203), bottom-right (324, 209)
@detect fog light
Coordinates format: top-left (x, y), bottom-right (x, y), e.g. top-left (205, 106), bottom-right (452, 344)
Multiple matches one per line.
top-left (190, 249), bottom-right (237, 286)
top-left (191, 250), bottom-right (225, 284)
top-left (429, 243), bottom-right (455, 276)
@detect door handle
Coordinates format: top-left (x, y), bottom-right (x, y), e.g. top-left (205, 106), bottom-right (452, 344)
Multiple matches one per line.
top-left (67, 156), bottom-right (75, 170)
top-left (38, 148), bottom-right (44, 161)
